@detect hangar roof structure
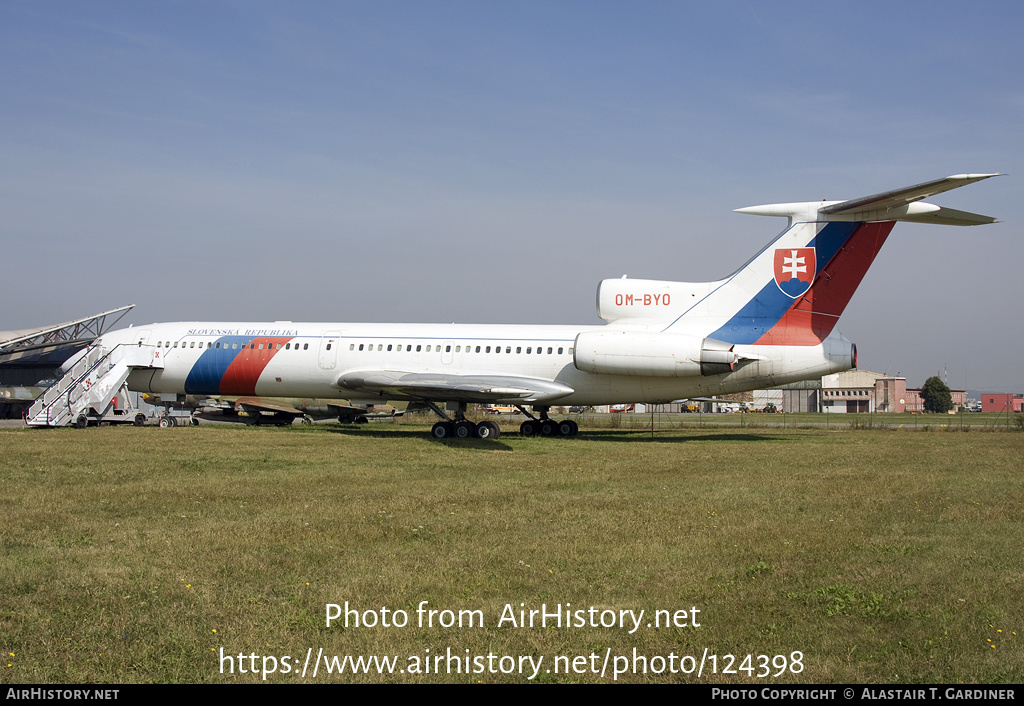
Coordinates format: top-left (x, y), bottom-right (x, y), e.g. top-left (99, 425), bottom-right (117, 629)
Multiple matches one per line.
top-left (0, 305), bottom-right (133, 366)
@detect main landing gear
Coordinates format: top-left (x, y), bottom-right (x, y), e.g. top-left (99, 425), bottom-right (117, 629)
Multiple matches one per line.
top-left (517, 405), bottom-right (578, 437)
top-left (424, 401), bottom-right (501, 440)
top-left (424, 402), bottom-right (577, 440)
top-left (431, 419), bottom-right (502, 440)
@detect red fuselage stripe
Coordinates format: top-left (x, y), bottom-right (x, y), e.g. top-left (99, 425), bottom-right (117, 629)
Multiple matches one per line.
top-left (219, 337), bottom-right (295, 395)
top-left (755, 221), bottom-right (895, 345)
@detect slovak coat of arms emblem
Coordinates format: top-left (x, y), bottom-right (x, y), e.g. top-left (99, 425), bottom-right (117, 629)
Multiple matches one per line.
top-left (773, 247), bottom-right (815, 298)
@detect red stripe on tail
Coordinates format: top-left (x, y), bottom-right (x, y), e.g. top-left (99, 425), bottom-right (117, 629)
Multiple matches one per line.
top-left (755, 221), bottom-right (895, 345)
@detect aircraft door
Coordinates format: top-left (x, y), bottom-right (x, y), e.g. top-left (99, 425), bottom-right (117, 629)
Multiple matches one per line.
top-left (126, 329), bottom-right (154, 364)
top-left (318, 331), bottom-right (340, 370)
top-left (120, 329), bottom-right (155, 394)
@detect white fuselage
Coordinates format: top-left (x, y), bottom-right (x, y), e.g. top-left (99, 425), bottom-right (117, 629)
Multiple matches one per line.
top-left (102, 321), bottom-right (853, 406)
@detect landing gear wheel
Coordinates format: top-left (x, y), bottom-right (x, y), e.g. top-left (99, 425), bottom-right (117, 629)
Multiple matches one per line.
top-left (355, 416), bottom-right (368, 424)
top-left (539, 419), bottom-right (559, 437)
top-left (301, 417), bottom-right (313, 426)
top-left (431, 421), bottom-right (454, 439)
top-left (159, 416), bottom-right (173, 428)
top-left (454, 420), bottom-right (477, 439)
top-left (475, 421), bottom-right (501, 439)
top-left (558, 419), bottom-right (578, 437)
top-left (190, 417), bottom-right (200, 426)
top-left (134, 413), bottom-right (147, 427)
top-left (75, 415), bottom-right (88, 429)
top-left (520, 419), bottom-right (538, 437)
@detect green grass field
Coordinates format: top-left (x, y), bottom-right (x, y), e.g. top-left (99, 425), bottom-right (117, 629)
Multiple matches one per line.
top-left (1, 421), bottom-right (1021, 683)
top-left (577, 409), bottom-right (1024, 431)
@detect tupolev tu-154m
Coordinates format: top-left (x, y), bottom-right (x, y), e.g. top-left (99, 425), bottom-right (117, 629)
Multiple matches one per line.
top-left (34, 174), bottom-right (998, 439)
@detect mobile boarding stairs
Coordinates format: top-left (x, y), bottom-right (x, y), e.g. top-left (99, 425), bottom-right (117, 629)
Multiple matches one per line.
top-left (26, 343), bottom-right (161, 428)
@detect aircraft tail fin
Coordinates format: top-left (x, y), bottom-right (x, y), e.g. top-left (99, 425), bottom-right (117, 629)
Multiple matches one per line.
top-left (663, 174), bottom-right (999, 345)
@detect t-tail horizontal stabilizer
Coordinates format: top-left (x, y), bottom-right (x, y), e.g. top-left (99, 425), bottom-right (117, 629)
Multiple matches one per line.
top-left (734, 173), bottom-right (1000, 226)
top-left (660, 173), bottom-right (999, 346)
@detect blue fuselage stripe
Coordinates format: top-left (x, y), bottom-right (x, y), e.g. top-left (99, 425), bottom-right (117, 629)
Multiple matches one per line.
top-left (708, 222), bottom-right (860, 344)
top-left (184, 336), bottom-right (254, 395)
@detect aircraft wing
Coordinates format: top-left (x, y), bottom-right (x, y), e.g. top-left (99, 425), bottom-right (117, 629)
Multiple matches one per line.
top-left (337, 371), bottom-right (574, 404)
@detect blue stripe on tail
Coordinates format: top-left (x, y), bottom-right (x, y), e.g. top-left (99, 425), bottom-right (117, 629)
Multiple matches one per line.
top-left (708, 222), bottom-right (860, 344)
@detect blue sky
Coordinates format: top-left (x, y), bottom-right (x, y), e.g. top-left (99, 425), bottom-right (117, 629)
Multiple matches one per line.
top-left (2, 1), bottom-right (1021, 390)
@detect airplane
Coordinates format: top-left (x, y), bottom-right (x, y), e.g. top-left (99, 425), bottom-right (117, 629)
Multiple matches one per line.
top-left (40, 174), bottom-right (998, 439)
top-left (139, 393), bottom-right (402, 427)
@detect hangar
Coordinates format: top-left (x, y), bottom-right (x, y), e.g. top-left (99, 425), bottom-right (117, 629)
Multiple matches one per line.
top-left (821, 370), bottom-right (967, 413)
